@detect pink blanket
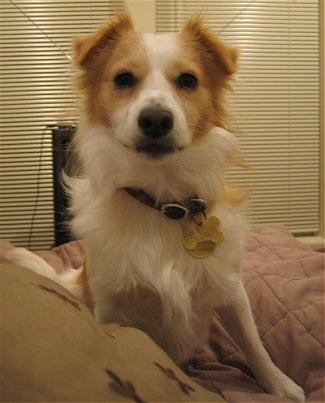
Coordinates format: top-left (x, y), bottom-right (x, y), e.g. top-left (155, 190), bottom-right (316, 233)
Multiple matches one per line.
top-left (192, 225), bottom-right (324, 402)
top-left (1, 225), bottom-right (324, 402)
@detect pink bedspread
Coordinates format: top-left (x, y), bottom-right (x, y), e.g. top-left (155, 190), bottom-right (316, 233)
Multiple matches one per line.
top-left (1, 225), bottom-right (324, 402)
top-left (191, 225), bottom-right (324, 402)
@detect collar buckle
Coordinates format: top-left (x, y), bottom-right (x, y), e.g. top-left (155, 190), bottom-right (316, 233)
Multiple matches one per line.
top-left (160, 203), bottom-right (189, 220)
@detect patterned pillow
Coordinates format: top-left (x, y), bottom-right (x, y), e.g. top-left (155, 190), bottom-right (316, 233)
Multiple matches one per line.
top-left (0, 257), bottom-right (222, 402)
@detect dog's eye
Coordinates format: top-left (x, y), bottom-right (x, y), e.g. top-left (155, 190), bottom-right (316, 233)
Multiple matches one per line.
top-left (176, 73), bottom-right (198, 90)
top-left (114, 72), bottom-right (137, 89)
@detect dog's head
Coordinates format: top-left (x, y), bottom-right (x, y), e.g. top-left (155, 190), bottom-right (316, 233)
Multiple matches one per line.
top-left (74, 13), bottom-right (238, 161)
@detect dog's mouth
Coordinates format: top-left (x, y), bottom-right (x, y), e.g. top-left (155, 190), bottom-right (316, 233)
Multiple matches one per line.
top-left (135, 142), bottom-right (177, 159)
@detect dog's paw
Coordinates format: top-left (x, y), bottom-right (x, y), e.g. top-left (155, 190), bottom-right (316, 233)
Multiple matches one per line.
top-left (257, 368), bottom-right (305, 402)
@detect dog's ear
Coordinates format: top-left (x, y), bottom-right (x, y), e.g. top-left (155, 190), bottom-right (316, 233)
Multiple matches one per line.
top-left (74, 13), bottom-right (134, 68)
top-left (181, 17), bottom-right (238, 75)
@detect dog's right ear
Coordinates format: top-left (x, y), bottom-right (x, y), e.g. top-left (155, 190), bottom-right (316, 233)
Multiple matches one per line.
top-left (74, 13), bottom-right (134, 68)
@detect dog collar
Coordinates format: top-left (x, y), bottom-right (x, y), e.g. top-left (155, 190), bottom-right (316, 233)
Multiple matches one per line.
top-left (123, 187), bottom-right (207, 221)
top-left (123, 187), bottom-right (224, 259)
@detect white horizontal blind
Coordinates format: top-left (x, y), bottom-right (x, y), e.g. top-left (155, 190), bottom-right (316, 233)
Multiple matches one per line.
top-left (0, 0), bottom-right (123, 249)
top-left (156, 0), bottom-right (320, 235)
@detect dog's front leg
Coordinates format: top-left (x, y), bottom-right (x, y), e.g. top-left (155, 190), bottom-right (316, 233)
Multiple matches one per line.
top-left (217, 283), bottom-right (305, 402)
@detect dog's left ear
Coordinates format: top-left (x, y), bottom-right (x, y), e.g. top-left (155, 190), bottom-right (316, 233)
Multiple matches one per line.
top-left (181, 17), bottom-right (238, 76)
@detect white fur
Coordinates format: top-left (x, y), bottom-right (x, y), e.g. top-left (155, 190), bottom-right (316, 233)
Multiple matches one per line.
top-left (5, 248), bottom-right (84, 300)
top-left (71, 124), bottom-right (245, 361)
top-left (70, 120), bottom-right (304, 400)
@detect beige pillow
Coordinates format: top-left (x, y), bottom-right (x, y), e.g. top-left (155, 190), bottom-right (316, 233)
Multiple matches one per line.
top-left (0, 258), bottom-right (223, 402)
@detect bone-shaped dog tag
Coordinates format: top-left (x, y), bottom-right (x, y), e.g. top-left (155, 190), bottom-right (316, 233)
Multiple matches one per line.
top-left (183, 215), bottom-right (224, 259)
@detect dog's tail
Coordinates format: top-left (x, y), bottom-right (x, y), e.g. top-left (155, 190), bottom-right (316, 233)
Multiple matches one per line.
top-left (5, 247), bottom-right (88, 303)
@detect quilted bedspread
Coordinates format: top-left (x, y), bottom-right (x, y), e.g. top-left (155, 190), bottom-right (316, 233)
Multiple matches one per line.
top-left (190, 225), bottom-right (324, 402)
top-left (1, 224), bottom-right (324, 402)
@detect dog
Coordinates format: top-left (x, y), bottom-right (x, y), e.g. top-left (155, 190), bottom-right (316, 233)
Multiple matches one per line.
top-left (7, 14), bottom-right (304, 401)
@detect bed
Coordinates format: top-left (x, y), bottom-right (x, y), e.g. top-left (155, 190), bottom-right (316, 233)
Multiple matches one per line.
top-left (0, 224), bottom-right (324, 402)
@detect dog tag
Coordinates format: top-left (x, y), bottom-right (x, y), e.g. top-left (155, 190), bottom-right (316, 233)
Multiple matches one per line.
top-left (182, 215), bottom-right (224, 259)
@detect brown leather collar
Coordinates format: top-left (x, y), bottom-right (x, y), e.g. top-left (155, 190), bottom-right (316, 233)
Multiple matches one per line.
top-left (124, 187), bottom-right (157, 209)
top-left (123, 187), bottom-right (207, 220)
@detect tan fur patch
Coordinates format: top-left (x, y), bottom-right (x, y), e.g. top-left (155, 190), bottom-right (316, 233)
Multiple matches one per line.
top-left (179, 17), bottom-right (239, 133)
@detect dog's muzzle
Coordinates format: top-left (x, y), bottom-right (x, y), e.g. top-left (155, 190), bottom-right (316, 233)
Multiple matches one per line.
top-left (136, 108), bottom-right (176, 158)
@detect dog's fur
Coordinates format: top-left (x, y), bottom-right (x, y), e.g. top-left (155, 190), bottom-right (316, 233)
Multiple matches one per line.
top-left (7, 14), bottom-right (304, 401)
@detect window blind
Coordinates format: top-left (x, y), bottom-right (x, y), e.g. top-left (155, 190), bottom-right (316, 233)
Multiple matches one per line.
top-left (0, 0), bottom-right (321, 250)
top-left (156, 0), bottom-right (321, 236)
top-left (0, 0), bottom-right (123, 249)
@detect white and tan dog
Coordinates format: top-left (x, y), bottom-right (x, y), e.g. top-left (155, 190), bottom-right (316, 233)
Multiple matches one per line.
top-left (8, 14), bottom-right (304, 401)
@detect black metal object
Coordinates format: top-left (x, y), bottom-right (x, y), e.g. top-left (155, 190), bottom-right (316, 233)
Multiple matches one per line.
top-left (51, 124), bottom-right (76, 246)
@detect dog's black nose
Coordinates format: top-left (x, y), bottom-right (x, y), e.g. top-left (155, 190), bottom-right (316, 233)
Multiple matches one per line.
top-left (138, 109), bottom-right (173, 139)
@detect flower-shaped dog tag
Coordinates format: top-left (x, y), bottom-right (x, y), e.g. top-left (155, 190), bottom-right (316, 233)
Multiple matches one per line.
top-left (183, 216), bottom-right (223, 259)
